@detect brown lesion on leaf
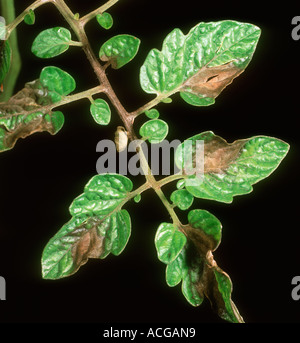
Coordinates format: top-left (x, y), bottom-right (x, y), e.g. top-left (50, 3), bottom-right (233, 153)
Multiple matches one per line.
top-left (0, 80), bottom-right (57, 151)
top-left (182, 62), bottom-right (243, 99)
top-left (71, 224), bottom-right (104, 272)
top-left (3, 114), bottom-right (55, 149)
top-left (0, 80), bottom-right (52, 115)
top-left (203, 134), bottom-right (247, 174)
top-left (180, 225), bottom-right (243, 322)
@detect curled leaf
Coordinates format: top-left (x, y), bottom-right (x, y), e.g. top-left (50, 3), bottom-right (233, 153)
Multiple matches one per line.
top-left (162, 210), bottom-right (243, 322)
top-left (0, 66), bottom-right (75, 152)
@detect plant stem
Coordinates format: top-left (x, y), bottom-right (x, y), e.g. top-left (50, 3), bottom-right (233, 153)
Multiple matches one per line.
top-left (157, 173), bottom-right (186, 188)
top-left (0, 0), bottom-right (22, 101)
top-left (0, 85), bottom-right (105, 118)
top-left (80, 0), bottom-right (119, 26)
top-left (5, 0), bottom-right (51, 36)
top-left (50, 0), bottom-right (183, 227)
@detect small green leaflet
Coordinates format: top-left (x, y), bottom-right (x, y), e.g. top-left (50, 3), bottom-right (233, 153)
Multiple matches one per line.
top-left (39, 66), bottom-right (76, 103)
top-left (170, 189), bottom-right (194, 210)
top-left (90, 98), bottom-right (111, 125)
top-left (139, 119), bottom-right (168, 143)
top-left (24, 9), bottom-right (35, 25)
top-left (175, 131), bottom-right (289, 203)
top-left (145, 108), bottom-right (160, 119)
top-left (155, 223), bottom-right (186, 264)
top-left (42, 174), bottom-right (133, 279)
top-left (96, 12), bottom-right (113, 30)
top-left (31, 27), bottom-right (73, 58)
top-left (99, 34), bottom-right (140, 69)
top-left (140, 21), bottom-right (261, 106)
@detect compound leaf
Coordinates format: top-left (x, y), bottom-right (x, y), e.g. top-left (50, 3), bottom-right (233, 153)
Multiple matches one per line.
top-left (90, 98), bottom-right (111, 125)
top-left (175, 131), bottom-right (289, 203)
top-left (140, 21), bottom-right (260, 105)
top-left (139, 119), bottom-right (168, 143)
top-left (99, 34), bottom-right (140, 69)
top-left (42, 173), bottom-right (133, 279)
top-left (31, 27), bottom-right (72, 58)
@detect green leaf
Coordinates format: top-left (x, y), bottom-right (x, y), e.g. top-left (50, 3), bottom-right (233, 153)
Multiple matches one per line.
top-left (133, 194), bottom-right (141, 203)
top-left (164, 210), bottom-right (243, 322)
top-left (145, 108), bottom-right (160, 119)
top-left (96, 12), bottom-right (113, 30)
top-left (139, 119), bottom-right (168, 143)
top-left (155, 223), bottom-right (187, 264)
top-left (175, 131), bottom-right (289, 203)
top-left (42, 209), bottom-right (131, 279)
top-left (209, 268), bottom-right (242, 323)
top-left (0, 41), bottom-right (11, 86)
top-left (170, 189), bottom-right (194, 210)
top-left (69, 174), bottom-right (133, 216)
top-left (0, 110), bottom-right (65, 152)
top-left (187, 209), bottom-right (222, 251)
top-left (31, 27), bottom-right (72, 58)
top-left (99, 34), bottom-right (140, 69)
top-left (140, 21), bottom-right (261, 105)
top-left (42, 173), bottom-right (133, 279)
top-left (44, 110), bottom-right (65, 134)
top-left (24, 9), bottom-right (35, 25)
top-left (180, 92), bottom-right (215, 107)
top-left (39, 66), bottom-right (76, 103)
top-left (90, 98), bottom-right (111, 125)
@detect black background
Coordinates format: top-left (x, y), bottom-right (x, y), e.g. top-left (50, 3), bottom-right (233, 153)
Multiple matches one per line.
top-left (0, 0), bottom-right (299, 327)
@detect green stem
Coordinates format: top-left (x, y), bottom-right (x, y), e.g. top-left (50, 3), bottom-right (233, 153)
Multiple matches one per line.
top-left (80, 0), bottom-right (119, 26)
top-left (5, 0), bottom-right (51, 36)
top-left (0, 85), bottom-right (105, 118)
top-left (50, 0), bottom-right (183, 227)
top-left (157, 173), bottom-right (186, 188)
top-left (0, 0), bottom-right (22, 101)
